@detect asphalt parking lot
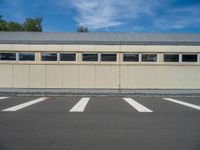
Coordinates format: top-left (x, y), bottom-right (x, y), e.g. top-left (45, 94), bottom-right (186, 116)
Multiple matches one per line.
top-left (0, 96), bottom-right (200, 150)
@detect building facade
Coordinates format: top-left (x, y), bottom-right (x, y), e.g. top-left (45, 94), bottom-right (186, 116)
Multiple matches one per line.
top-left (0, 32), bottom-right (200, 89)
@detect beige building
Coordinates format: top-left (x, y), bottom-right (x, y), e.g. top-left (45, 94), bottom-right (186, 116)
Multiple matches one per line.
top-left (0, 32), bottom-right (200, 89)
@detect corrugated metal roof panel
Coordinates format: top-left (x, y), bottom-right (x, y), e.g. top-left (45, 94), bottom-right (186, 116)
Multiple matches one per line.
top-left (0, 32), bottom-right (200, 45)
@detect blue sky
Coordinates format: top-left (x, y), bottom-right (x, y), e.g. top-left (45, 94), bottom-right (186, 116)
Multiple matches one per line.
top-left (0, 0), bottom-right (200, 32)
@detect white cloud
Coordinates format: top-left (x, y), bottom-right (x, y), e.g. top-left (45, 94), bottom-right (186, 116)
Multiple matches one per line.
top-left (69, 0), bottom-right (200, 31)
top-left (71, 0), bottom-right (122, 29)
top-left (70, 0), bottom-right (160, 30)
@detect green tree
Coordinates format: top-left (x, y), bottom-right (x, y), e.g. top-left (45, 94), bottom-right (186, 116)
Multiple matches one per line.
top-left (7, 22), bottom-right (23, 31)
top-left (77, 26), bottom-right (89, 32)
top-left (0, 15), bottom-right (7, 31)
top-left (0, 16), bottom-right (43, 32)
top-left (23, 17), bottom-right (42, 32)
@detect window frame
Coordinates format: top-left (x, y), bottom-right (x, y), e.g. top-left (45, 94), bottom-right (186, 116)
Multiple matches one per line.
top-left (141, 54), bottom-right (158, 63)
top-left (60, 53), bottom-right (77, 62)
top-left (0, 52), bottom-right (17, 61)
top-left (100, 53), bottom-right (118, 62)
top-left (164, 54), bottom-right (180, 63)
top-left (123, 53), bottom-right (139, 62)
top-left (181, 54), bottom-right (198, 63)
top-left (82, 53), bottom-right (99, 62)
top-left (18, 52), bottom-right (36, 62)
top-left (41, 52), bottom-right (58, 62)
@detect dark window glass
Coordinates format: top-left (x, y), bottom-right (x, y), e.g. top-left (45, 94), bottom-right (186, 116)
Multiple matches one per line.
top-left (164, 54), bottom-right (179, 62)
top-left (123, 54), bottom-right (139, 62)
top-left (182, 54), bottom-right (197, 62)
top-left (0, 53), bottom-right (16, 61)
top-left (101, 54), bottom-right (117, 62)
top-left (41, 53), bottom-right (57, 61)
top-left (82, 54), bottom-right (98, 61)
top-left (19, 53), bottom-right (35, 61)
top-left (142, 54), bottom-right (157, 62)
top-left (60, 53), bottom-right (76, 61)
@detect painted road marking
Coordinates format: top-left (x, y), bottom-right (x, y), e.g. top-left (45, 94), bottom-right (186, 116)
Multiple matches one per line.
top-left (0, 97), bottom-right (9, 100)
top-left (123, 98), bottom-right (153, 112)
top-left (163, 98), bottom-right (200, 111)
top-left (2, 97), bottom-right (49, 112)
top-left (69, 98), bottom-right (90, 112)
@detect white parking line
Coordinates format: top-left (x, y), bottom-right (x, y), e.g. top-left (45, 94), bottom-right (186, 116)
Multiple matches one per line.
top-left (163, 98), bottom-right (200, 111)
top-left (0, 97), bottom-right (9, 100)
top-left (123, 98), bottom-right (153, 112)
top-left (69, 98), bottom-right (90, 112)
top-left (2, 97), bottom-right (49, 112)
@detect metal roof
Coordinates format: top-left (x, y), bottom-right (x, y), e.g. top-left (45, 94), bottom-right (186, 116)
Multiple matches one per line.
top-left (0, 32), bottom-right (200, 45)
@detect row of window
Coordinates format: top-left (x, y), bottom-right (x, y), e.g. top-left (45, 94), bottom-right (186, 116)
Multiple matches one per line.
top-left (124, 54), bottom-right (198, 62)
top-left (0, 53), bottom-right (35, 61)
top-left (0, 52), bottom-right (199, 63)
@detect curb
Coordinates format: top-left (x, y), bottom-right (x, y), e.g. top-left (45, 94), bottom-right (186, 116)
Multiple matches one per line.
top-left (1, 88), bottom-right (200, 97)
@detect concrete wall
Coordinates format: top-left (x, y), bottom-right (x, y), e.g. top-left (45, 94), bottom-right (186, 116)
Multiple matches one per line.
top-left (0, 64), bottom-right (200, 89)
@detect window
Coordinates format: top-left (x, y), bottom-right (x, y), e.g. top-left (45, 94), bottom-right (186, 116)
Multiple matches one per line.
top-left (142, 54), bottom-right (157, 62)
top-left (164, 54), bottom-right (179, 62)
top-left (41, 53), bottom-right (57, 61)
top-left (101, 54), bottom-right (117, 62)
top-left (182, 54), bottom-right (198, 62)
top-left (82, 54), bottom-right (98, 62)
top-left (0, 53), bottom-right (16, 61)
top-left (60, 53), bottom-right (76, 61)
top-left (19, 53), bottom-right (35, 61)
top-left (123, 54), bottom-right (139, 62)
